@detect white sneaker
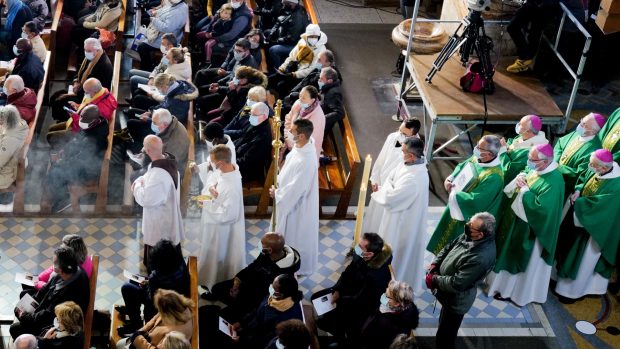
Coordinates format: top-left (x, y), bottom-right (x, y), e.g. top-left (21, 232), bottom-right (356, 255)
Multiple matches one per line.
top-left (127, 150), bottom-right (145, 165)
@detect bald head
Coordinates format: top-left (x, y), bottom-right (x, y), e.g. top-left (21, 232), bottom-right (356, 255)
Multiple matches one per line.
top-left (4, 75), bottom-right (25, 95)
top-left (261, 232), bottom-right (285, 258)
top-left (143, 135), bottom-right (164, 160)
top-left (14, 334), bottom-right (37, 349)
top-left (83, 78), bottom-right (103, 96)
top-left (80, 105), bottom-right (100, 123)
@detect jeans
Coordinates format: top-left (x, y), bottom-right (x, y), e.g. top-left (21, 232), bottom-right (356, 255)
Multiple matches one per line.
top-left (507, 1), bottom-right (555, 60)
top-left (435, 307), bottom-right (465, 349)
top-left (267, 44), bottom-right (295, 73)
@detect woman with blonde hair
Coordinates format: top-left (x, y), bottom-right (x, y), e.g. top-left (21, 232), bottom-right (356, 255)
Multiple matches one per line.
top-left (161, 331), bottom-right (190, 349)
top-left (118, 289), bottom-right (194, 349)
top-left (37, 301), bottom-right (85, 348)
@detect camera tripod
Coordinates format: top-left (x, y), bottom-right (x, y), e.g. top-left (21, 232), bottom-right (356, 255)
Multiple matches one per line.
top-left (425, 10), bottom-right (495, 94)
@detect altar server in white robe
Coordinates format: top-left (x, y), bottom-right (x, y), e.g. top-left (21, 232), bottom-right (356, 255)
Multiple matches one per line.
top-left (364, 117), bottom-right (422, 233)
top-left (370, 137), bottom-right (429, 296)
top-left (197, 145), bottom-right (246, 288)
top-left (132, 135), bottom-right (184, 269)
top-left (195, 122), bottom-right (237, 190)
top-left (270, 118), bottom-right (319, 276)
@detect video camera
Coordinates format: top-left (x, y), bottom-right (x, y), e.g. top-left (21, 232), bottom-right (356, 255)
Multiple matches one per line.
top-left (467, 0), bottom-right (491, 12)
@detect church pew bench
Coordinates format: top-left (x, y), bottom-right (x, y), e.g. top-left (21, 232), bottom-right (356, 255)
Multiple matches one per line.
top-left (0, 51), bottom-right (51, 215)
top-left (318, 114), bottom-right (361, 218)
top-left (83, 255), bottom-right (100, 349)
top-left (108, 256), bottom-right (199, 349)
top-left (66, 51), bottom-right (122, 214)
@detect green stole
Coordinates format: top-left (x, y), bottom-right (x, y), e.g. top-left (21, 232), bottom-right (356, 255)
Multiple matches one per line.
top-left (494, 167), bottom-right (565, 274)
top-left (426, 156), bottom-right (504, 255)
top-left (500, 136), bottom-right (529, 185)
top-left (553, 131), bottom-right (601, 199)
top-left (600, 107), bottom-right (620, 162)
top-left (556, 169), bottom-right (620, 279)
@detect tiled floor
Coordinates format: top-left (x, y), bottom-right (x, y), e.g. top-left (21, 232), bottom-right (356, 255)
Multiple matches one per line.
top-left (0, 209), bottom-right (553, 338)
top-left (310, 0), bottom-right (403, 24)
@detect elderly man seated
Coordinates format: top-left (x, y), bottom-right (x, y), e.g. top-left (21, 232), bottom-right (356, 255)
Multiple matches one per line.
top-left (234, 102), bottom-right (273, 184)
top-left (14, 334), bottom-right (38, 349)
top-left (47, 77), bottom-right (117, 150)
top-left (50, 38), bottom-right (113, 121)
top-left (318, 66), bottom-right (344, 135)
top-left (41, 105), bottom-right (109, 213)
top-left (2, 75), bottom-right (37, 124)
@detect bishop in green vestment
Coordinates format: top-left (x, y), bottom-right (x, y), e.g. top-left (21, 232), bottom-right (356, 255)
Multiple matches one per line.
top-left (486, 144), bottom-right (564, 306)
top-left (553, 112), bottom-right (604, 198)
top-left (599, 107), bottom-right (620, 161)
top-left (499, 114), bottom-right (548, 184)
top-left (554, 149), bottom-right (620, 301)
top-left (426, 135), bottom-right (504, 255)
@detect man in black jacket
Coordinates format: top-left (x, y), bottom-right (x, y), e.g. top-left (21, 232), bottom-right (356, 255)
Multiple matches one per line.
top-left (235, 102), bottom-right (273, 184)
top-left (266, 0), bottom-right (309, 72)
top-left (313, 232), bottom-right (393, 342)
top-left (11, 38), bottom-right (44, 90)
top-left (319, 67), bottom-right (344, 135)
top-left (208, 232), bottom-right (301, 319)
top-left (194, 38), bottom-right (258, 93)
top-left (10, 246), bottom-right (90, 339)
top-left (42, 105), bottom-right (109, 213)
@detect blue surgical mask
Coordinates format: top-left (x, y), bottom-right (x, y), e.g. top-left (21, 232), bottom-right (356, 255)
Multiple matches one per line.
top-left (354, 244), bottom-right (364, 257)
top-left (151, 123), bottom-right (160, 134)
top-left (576, 124), bottom-right (585, 137)
top-left (300, 102), bottom-right (310, 109)
top-left (233, 51), bottom-right (245, 61)
top-left (21, 32), bottom-right (29, 39)
top-left (275, 339), bottom-right (285, 349)
top-left (515, 123), bottom-right (522, 135)
top-left (268, 284), bottom-right (276, 297)
top-left (318, 81), bottom-right (325, 90)
top-left (85, 51), bottom-right (95, 61)
top-left (232, 78), bottom-right (240, 85)
top-left (2, 86), bottom-right (8, 95)
top-left (249, 115), bottom-right (259, 126)
top-left (380, 293), bottom-right (389, 306)
top-left (161, 57), bottom-right (169, 65)
top-left (527, 160), bottom-right (537, 170)
top-left (473, 146), bottom-right (481, 159)
top-left (246, 100), bottom-right (257, 108)
top-left (314, 63), bottom-right (323, 70)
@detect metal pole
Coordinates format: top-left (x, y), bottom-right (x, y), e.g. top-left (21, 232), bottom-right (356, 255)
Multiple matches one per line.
top-left (563, 36), bottom-right (592, 132)
top-left (396, 0), bottom-right (422, 117)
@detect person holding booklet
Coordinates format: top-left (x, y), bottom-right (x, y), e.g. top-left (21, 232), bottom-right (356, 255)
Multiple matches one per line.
top-left (36, 301), bottom-right (85, 348)
top-left (10, 246), bottom-right (90, 340)
top-left (426, 135), bottom-right (505, 255)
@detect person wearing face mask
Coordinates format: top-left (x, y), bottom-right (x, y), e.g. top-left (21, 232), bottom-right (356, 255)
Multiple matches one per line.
top-left (128, 33), bottom-right (178, 99)
top-left (318, 66), bottom-right (344, 135)
top-left (269, 119), bottom-right (319, 276)
top-left (36, 301), bottom-right (85, 348)
top-left (41, 105), bottom-right (109, 212)
top-left (70, 0), bottom-right (123, 61)
top-left (21, 21), bottom-right (46, 63)
top-left (245, 29), bottom-right (265, 65)
top-left (201, 0), bottom-right (253, 67)
top-left (22, 0), bottom-right (48, 32)
top-left (553, 112), bottom-right (605, 200)
top-left (358, 280), bottom-right (419, 349)
top-left (599, 107), bottom-right (620, 162)
top-left (0, 105), bottom-right (28, 208)
top-left (9, 38), bottom-right (44, 91)
top-left (312, 232), bottom-right (392, 345)
top-left (270, 24), bottom-right (328, 97)
top-left (283, 85), bottom-right (324, 159)
top-left (266, 0), bottom-right (309, 72)
top-left (193, 122), bottom-right (236, 186)
top-left (486, 143), bottom-right (564, 306)
top-left (234, 102), bottom-right (273, 184)
top-left (0, 0), bottom-right (32, 59)
top-left (50, 38), bottom-right (113, 122)
top-left (427, 212), bottom-right (496, 349)
top-left (223, 274), bottom-right (304, 349)
top-left (205, 232), bottom-right (300, 321)
top-left (195, 3), bottom-right (234, 64)
top-left (498, 114), bottom-right (548, 184)
top-left (47, 78), bottom-right (117, 150)
top-left (553, 149), bottom-right (620, 303)
top-left (426, 135), bottom-right (505, 255)
top-left (2, 75), bottom-right (37, 124)
top-left (364, 137), bottom-right (429, 296)
top-left (196, 145), bottom-right (246, 294)
top-left (224, 86), bottom-right (270, 141)
top-left (264, 319), bottom-right (313, 349)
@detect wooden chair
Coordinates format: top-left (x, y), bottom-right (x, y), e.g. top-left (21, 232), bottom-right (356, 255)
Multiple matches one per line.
top-left (67, 51), bottom-right (122, 214)
top-left (83, 255), bottom-right (100, 349)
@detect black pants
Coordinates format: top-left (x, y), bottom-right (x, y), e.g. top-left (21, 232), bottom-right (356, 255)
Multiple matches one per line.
top-left (194, 67), bottom-right (225, 89)
top-left (507, 1), bottom-right (556, 60)
top-left (435, 307), bottom-right (464, 349)
top-left (138, 43), bottom-right (160, 71)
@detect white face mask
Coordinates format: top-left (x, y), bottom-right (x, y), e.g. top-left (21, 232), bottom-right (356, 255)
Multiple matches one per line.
top-left (53, 317), bottom-right (63, 331)
top-left (275, 339), bottom-right (285, 349)
top-left (13, 46), bottom-right (19, 56)
top-left (85, 51), bottom-right (95, 61)
top-left (21, 32), bottom-right (29, 39)
top-left (246, 100), bottom-right (257, 108)
top-left (250, 41), bottom-right (259, 49)
top-left (160, 45), bottom-right (167, 54)
top-left (397, 132), bottom-right (406, 143)
top-left (79, 120), bottom-right (90, 130)
top-left (206, 140), bottom-right (214, 149)
top-left (307, 37), bottom-right (318, 46)
top-left (249, 115), bottom-right (260, 126)
top-left (231, 1), bottom-right (241, 8)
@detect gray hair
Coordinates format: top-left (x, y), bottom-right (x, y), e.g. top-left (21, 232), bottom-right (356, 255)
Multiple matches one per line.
top-left (590, 152), bottom-right (613, 169)
top-left (481, 135), bottom-right (501, 156)
top-left (403, 137), bottom-right (424, 158)
top-left (14, 334), bottom-right (38, 349)
top-left (247, 86), bottom-right (267, 102)
top-left (162, 331), bottom-right (190, 349)
top-left (0, 105), bottom-right (22, 130)
top-left (387, 280), bottom-right (414, 311)
top-left (61, 234), bottom-right (88, 264)
top-left (84, 37), bottom-right (102, 51)
top-left (471, 212), bottom-right (496, 236)
top-left (153, 108), bottom-right (173, 125)
top-left (321, 67), bottom-right (339, 83)
top-left (251, 102), bottom-right (269, 117)
top-left (389, 334), bottom-right (416, 349)
top-left (5, 75), bottom-right (25, 92)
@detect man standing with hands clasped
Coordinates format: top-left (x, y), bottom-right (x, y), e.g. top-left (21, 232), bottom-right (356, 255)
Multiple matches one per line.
top-left (426, 212), bottom-right (497, 349)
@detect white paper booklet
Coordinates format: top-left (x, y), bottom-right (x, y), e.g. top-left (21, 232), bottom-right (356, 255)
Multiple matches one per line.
top-left (218, 317), bottom-right (236, 338)
top-left (123, 270), bottom-right (147, 283)
top-left (452, 162), bottom-right (475, 192)
top-left (138, 84), bottom-right (163, 96)
top-left (16, 293), bottom-right (38, 314)
top-left (312, 293), bottom-right (336, 316)
top-left (15, 272), bottom-right (38, 287)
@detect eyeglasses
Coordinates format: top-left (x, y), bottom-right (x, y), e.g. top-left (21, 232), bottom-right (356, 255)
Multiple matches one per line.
top-left (465, 222), bottom-right (483, 233)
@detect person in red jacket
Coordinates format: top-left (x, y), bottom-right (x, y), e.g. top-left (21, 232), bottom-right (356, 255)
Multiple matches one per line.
top-left (4, 75), bottom-right (37, 124)
top-left (47, 78), bottom-right (117, 149)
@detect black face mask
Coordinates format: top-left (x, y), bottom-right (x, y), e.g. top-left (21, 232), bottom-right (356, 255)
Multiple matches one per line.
top-left (261, 248), bottom-right (271, 255)
top-left (464, 224), bottom-right (473, 238)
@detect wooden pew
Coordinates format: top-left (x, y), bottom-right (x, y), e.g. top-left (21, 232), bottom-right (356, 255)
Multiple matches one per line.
top-left (83, 255), bottom-right (100, 349)
top-left (67, 51), bottom-right (122, 214)
top-left (109, 256), bottom-right (199, 349)
top-left (115, 0), bottom-right (129, 52)
top-left (48, 0), bottom-right (64, 80)
top-left (0, 51), bottom-right (51, 215)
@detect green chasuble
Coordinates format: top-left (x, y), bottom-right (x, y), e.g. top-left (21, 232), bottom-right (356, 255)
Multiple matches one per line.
top-left (426, 156), bottom-right (504, 255)
top-left (600, 107), bottom-right (620, 162)
top-left (556, 169), bottom-right (620, 279)
top-left (494, 167), bottom-right (565, 274)
top-left (501, 136), bottom-right (530, 184)
top-left (553, 131), bottom-right (601, 198)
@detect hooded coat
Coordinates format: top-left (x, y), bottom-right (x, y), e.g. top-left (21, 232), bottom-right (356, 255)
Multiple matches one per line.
top-left (280, 32), bottom-right (328, 79)
top-left (150, 80), bottom-right (198, 125)
top-left (7, 88), bottom-right (37, 124)
top-left (0, 118), bottom-right (29, 189)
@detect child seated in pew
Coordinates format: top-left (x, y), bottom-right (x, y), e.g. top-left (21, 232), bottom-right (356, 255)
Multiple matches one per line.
top-left (195, 3), bottom-right (234, 64)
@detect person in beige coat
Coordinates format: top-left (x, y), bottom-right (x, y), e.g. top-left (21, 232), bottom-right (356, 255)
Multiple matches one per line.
top-left (71, 0), bottom-right (124, 58)
top-left (0, 105), bottom-right (29, 206)
top-left (117, 289), bottom-right (194, 349)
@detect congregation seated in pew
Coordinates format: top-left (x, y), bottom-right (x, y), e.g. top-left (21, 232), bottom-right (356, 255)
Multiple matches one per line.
top-left (128, 33), bottom-right (180, 99)
top-left (283, 85), bottom-right (324, 159)
top-left (22, 0), bottom-right (48, 32)
top-left (224, 85), bottom-right (270, 141)
top-left (194, 2), bottom-right (234, 65)
top-left (36, 301), bottom-right (85, 348)
top-left (21, 21), bottom-right (47, 64)
top-left (2, 75), bottom-right (37, 124)
top-left (11, 39), bottom-right (45, 91)
top-left (0, 0), bottom-right (33, 60)
top-left (244, 29), bottom-right (265, 67)
top-left (264, 0), bottom-right (309, 73)
top-left (264, 319), bottom-right (312, 349)
top-left (0, 105), bottom-right (28, 205)
top-left (235, 102), bottom-right (273, 184)
top-left (70, 0), bottom-right (124, 61)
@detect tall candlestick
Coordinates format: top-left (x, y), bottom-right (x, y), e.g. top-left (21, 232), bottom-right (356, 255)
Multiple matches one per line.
top-left (353, 154), bottom-right (372, 244)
